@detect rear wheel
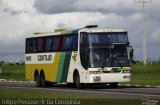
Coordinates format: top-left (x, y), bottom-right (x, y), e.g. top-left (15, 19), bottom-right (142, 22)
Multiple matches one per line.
top-left (35, 72), bottom-right (41, 87)
top-left (40, 72), bottom-right (47, 87)
top-left (109, 82), bottom-right (118, 88)
top-left (74, 73), bottom-right (85, 89)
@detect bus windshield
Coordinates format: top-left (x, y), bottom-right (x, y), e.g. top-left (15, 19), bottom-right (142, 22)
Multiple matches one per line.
top-left (89, 45), bottom-right (130, 68)
top-left (80, 32), bottom-right (130, 68)
top-left (88, 33), bottom-right (128, 44)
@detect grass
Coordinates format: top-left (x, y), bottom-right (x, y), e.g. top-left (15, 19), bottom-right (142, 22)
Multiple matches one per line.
top-left (0, 64), bottom-right (25, 80)
top-left (0, 88), bottom-right (141, 105)
top-left (0, 64), bottom-right (159, 105)
top-left (130, 62), bottom-right (160, 86)
top-left (0, 63), bottom-right (160, 86)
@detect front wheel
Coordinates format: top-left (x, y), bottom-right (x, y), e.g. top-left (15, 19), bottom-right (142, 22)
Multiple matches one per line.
top-left (75, 73), bottom-right (85, 89)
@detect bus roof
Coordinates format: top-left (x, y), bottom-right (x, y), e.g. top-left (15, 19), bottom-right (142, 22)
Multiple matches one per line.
top-left (26, 27), bottom-right (127, 38)
top-left (79, 27), bottom-right (127, 33)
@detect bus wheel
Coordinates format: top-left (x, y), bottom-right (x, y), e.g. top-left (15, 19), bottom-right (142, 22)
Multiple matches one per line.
top-left (40, 72), bottom-right (47, 87)
top-left (75, 73), bottom-right (85, 89)
top-left (35, 72), bottom-right (41, 87)
top-left (109, 82), bottom-right (118, 88)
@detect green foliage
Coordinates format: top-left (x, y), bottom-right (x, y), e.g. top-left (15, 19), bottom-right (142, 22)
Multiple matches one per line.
top-left (0, 63), bottom-right (160, 85)
top-left (130, 62), bottom-right (160, 86)
top-left (0, 64), bottom-right (25, 80)
top-left (132, 62), bottom-right (160, 73)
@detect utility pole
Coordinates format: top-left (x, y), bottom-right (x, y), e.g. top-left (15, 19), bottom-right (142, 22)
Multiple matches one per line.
top-left (135, 0), bottom-right (152, 65)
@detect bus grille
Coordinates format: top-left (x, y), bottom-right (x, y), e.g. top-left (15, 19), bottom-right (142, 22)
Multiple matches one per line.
top-left (102, 70), bottom-right (121, 73)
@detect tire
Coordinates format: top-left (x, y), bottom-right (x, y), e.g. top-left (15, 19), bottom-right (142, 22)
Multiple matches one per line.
top-left (109, 82), bottom-right (118, 88)
top-left (75, 73), bottom-right (85, 89)
top-left (40, 72), bottom-right (47, 87)
top-left (35, 72), bottom-right (41, 87)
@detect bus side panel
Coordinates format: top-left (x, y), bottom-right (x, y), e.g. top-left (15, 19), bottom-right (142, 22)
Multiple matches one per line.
top-left (50, 52), bottom-right (61, 82)
top-left (25, 52), bottom-right (61, 82)
top-left (56, 52), bottom-right (66, 83)
top-left (25, 64), bottom-right (50, 81)
top-left (61, 52), bottom-right (72, 82)
top-left (25, 64), bottom-right (35, 81)
top-left (56, 53), bottom-right (72, 83)
top-left (66, 52), bottom-right (79, 83)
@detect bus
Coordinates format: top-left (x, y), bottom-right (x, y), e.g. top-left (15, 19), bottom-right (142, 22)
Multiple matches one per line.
top-left (25, 25), bottom-right (133, 89)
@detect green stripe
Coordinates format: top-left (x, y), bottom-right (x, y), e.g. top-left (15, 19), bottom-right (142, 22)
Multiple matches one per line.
top-left (56, 52), bottom-right (72, 83)
top-left (61, 52), bottom-right (72, 82)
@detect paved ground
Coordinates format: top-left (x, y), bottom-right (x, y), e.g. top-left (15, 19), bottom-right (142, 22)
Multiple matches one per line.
top-left (0, 82), bottom-right (160, 99)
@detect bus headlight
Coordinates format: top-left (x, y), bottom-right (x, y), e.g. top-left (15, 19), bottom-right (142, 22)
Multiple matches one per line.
top-left (89, 71), bottom-right (102, 74)
top-left (123, 75), bottom-right (131, 78)
top-left (122, 70), bottom-right (131, 73)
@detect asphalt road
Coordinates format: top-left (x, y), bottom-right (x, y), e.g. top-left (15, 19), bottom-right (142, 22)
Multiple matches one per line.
top-left (0, 82), bottom-right (160, 99)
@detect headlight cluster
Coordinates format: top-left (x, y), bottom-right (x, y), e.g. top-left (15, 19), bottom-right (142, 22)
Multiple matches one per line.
top-left (89, 71), bottom-right (102, 74)
top-left (122, 70), bottom-right (131, 73)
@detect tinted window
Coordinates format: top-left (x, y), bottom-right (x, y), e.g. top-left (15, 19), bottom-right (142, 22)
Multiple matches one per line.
top-left (46, 37), bottom-right (52, 51)
top-left (26, 33), bottom-right (78, 53)
top-left (62, 36), bottom-right (68, 50)
top-left (38, 38), bottom-right (45, 52)
top-left (52, 36), bottom-right (61, 51)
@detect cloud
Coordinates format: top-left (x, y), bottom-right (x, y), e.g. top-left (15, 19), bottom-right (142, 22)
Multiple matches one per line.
top-left (151, 29), bottom-right (160, 42)
top-left (34, 0), bottom-right (137, 16)
top-left (0, 0), bottom-right (160, 61)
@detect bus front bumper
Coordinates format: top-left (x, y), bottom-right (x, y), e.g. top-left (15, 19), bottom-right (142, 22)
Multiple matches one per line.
top-left (87, 73), bottom-right (131, 83)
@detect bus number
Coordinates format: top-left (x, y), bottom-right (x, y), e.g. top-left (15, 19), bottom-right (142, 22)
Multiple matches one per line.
top-left (38, 55), bottom-right (52, 61)
top-left (26, 56), bottom-right (32, 61)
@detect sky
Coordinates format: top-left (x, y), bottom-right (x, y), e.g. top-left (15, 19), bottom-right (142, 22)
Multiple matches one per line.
top-left (0, 0), bottom-right (160, 61)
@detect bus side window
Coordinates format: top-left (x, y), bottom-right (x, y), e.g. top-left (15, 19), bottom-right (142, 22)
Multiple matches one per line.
top-left (32, 39), bottom-right (37, 52)
top-left (29, 40), bottom-right (33, 52)
top-left (28, 39), bottom-right (37, 53)
top-left (52, 37), bottom-right (57, 51)
top-left (67, 36), bottom-right (73, 50)
top-left (38, 38), bottom-right (45, 52)
top-left (62, 36), bottom-right (67, 51)
top-left (46, 37), bottom-right (52, 51)
top-left (57, 36), bottom-right (61, 51)
top-left (26, 39), bottom-right (30, 53)
top-left (38, 39), bottom-right (43, 52)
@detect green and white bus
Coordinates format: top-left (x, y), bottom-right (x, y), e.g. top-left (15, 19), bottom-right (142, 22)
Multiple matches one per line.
top-left (25, 25), bottom-right (133, 89)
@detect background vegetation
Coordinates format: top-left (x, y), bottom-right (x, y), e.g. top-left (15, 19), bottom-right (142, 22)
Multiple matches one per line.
top-left (0, 62), bottom-right (160, 85)
top-left (0, 63), bottom-right (159, 105)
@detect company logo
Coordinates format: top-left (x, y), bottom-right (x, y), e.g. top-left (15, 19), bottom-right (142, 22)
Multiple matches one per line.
top-left (142, 98), bottom-right (158, 105)
top-left (72, 54), bottom-right (77, 61)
